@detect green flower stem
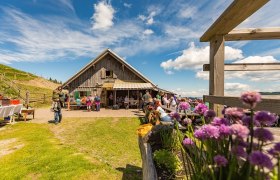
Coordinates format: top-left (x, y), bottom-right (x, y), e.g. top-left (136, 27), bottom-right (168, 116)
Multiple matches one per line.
top-left (219, 167), bottom-right (223, 180)
top-left (249, 108), bottom-right (254, 153)
top-left (278, 157), bottom-right (280, 180)
top-left (202, 116), bottom-right (205, 125)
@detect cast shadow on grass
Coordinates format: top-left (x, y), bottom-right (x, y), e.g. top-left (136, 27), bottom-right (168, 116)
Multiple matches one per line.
top-left (116, 164), bottom-right (142, 180)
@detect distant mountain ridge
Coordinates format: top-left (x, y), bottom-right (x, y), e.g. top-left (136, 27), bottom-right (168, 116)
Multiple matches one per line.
top-left (260, 92), bottom-right (280, 95)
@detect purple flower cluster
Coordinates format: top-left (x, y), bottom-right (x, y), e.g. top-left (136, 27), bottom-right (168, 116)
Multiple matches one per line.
top-left (211, 117), bottom-right (229, 126)
top-left (214, 155), bottom-right (228, 167)
top-left (194, 125), bottom-right (220, 140)
top-left (183, 138), bottom-right (194, 146)
top-left (230, 124), bottom-right (249, 139)
top-left (241, 91), bottom-right (261, 108)
top-left (254, 111), bottom-right (277, 126)
top-left (249, 151), bottom-right (273, 170)
top-left (179, 102), bottom-right (190, 110)
top-left (242, 116), bottom-right (260, 127)
top-left (170, 112), bottom-right (181, 121)
top-left (194, 103), bottom-right (208, 115)
top-left (225, 108), bottom-right (244, 122)
top-left (268, 143), bottom-right (280, 157)
top-left (254, 128), bottom-right (274, 142)
top-left (204, 110), bottom-right (216, 119)
top-left (231, 145), bottom-right (247, 159)
top-left (219, 124), bottom-right (231, 136)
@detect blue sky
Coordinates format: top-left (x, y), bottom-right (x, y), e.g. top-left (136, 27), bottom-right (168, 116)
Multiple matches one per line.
top-left (0, 0), bottom-right (280, 97)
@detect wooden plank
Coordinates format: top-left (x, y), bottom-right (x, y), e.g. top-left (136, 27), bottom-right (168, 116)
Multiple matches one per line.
top-left (209, 35), bottom-right (225, 115)
top-left (225, 27), bottom-right (280, 41)
top-left (203, 63), bottom-right (280, 71)
top-left (204, 95), bottom-right (280, 114)
top-left (200, 0), bottom-right (269, 42)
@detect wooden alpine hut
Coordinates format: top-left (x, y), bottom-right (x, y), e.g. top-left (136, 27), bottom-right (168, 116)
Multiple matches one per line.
top-left (62, 49), bottom-right (173, 107)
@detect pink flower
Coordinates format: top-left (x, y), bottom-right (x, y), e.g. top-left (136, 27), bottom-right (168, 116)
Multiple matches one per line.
top-left (230, 124), bottom-right (249, 139)
top-left (211, 117), bottom-right (230, 126)
top-left (194, 103), bottom-right (208, 115)
top-left (179, 102), bottom-right (190, 110)
top-left (183, 118), bottom-right (192, 125)
top-left (219, 124), bottom-right (231, 136)
top-left (183, 138), bottom-right (194, 146)
top-left (240, 91), bottom-right (261, 108)
top-left (225, 107), bottom-right (244, 122)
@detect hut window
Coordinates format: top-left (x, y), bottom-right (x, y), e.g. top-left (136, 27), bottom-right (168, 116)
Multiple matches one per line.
top-left (106, 70), bottom-right (113, 78)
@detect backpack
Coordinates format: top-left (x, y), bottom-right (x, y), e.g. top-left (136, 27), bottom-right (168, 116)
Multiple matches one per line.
top-left (95, 96), bottom-right (100, 102)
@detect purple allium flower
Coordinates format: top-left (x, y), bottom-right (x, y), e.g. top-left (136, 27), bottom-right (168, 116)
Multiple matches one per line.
top-left (183, 138), bottom-right (194, 146)
top-left (203, 125), bottom-right (220, 139)
top-left (214, 155), bottom-right (228, 167)
top-left (211, 117), bottom-right (230, 126)
top-left (241, 91), bottom-right (261, 108)
top-left (170, 112), bottom-right (181, 121)
top-left (194, 103), bottom-right (208, 115)
top-left (268, 148), bottom-right (277, 157)
top-left (179, 102), bottom-right (190, 110)
top-left (219, 124), bottom-right (231, 136)
top-left (230, 124), bottom-right (249, 139)
top-left (254, 111), bottom-right (277, 126)
top-left (231, 146), bottom-right (247, 158)
top-left (183, 118), bottom-right (192, 125)
top-left (274, 142), bottom-right (280, 152)
top-left (249, 151), bottom-right (273, 170)
top-left (242, 116), bottom-right (260, 127)
top-left (225, 107), bottom-right (244, 122)
top-left (204, 110), bottom-right (216, 119)
top-left (194, 129), bottom-right (206, 140)
top-left (254, 128), bottom-right (274, 142)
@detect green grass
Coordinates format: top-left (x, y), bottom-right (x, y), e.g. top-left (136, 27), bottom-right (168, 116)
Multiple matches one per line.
top-left (0, 64), bottom-right (36, 81)
top-left (0, 117), bottom-right (142, 180)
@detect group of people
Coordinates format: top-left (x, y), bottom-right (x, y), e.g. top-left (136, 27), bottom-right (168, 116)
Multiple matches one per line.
top-left (70, 94), bottom-right (101, 112)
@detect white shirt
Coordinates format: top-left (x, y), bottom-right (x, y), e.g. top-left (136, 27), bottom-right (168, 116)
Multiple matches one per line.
top-left (156, 106), bottom-right (168, 118)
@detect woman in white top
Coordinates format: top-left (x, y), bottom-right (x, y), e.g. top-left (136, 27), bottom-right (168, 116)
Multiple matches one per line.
top-left (155, 101), bottom-right (172, 122)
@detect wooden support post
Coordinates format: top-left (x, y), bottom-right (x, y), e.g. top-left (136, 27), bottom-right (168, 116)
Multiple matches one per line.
top-left (114, 90), bottom-right (116, 105)
top-left (209, 35), bottom-right (225, 116)
top-left (26, 91), bottom-right (30, 108)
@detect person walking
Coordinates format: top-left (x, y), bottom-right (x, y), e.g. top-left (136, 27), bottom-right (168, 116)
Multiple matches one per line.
top-left (109, 93), bottom-right (113, 107)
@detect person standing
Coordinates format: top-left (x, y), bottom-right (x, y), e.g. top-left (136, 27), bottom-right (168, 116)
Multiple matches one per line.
top-left (109, 93), bottom-right (113, 107)
top-left (86, 95), bottom-right (92, 112)
top-left (94, 94), bottom-right (101, 111)
top-left (142, 90), bottom-right (152, 112)
top-left (52, 86), bottom-right (63, 123)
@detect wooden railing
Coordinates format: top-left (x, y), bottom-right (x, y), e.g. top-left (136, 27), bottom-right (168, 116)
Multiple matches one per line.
top-left (203, 95), bottom-right (280, 114)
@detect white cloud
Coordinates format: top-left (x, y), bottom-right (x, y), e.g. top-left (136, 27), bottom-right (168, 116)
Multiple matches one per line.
top-left (225, 83), bottom-right (251, 96)
top-left (233, 56), bottom-right (279, 64)
top-left (58, 0), bottom-right (75, 12)
top-left (171, 88), bottom-right (208, 97)
top-left (160, 42), bottom-right (243, 71)
top-left (91, 1), bottom-right (115, 30)
top-left (123, 3), bottom-right (132, 8)
top-left (0, 8), bottom-right (143, 63)
top-left (177, 6), bottom-right (197, 19)
top-left (138, 7), bottom-right (160, 25)
top-left (165, 70), bottom-right (174, 75)
top-left (143, 29), bottom-right (154, 35)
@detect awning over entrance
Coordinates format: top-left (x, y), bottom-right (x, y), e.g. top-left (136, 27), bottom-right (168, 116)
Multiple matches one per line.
top-left (102, 83), bottom-right (114, 90)
top-left (113, 83), bottom-right (154, 90)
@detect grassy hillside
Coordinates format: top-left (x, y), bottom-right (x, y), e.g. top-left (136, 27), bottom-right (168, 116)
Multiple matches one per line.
top-left (0, 64), bottom-right (60, 107)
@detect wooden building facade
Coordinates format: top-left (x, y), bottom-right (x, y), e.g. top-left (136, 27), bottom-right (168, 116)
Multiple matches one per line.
top-left (62, 49), bottom-right (172, 107)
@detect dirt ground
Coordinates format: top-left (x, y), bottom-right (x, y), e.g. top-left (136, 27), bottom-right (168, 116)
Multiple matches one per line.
top-left (15, 77), bottom-right (60, 90)
top-left (31, 108), bottom-right (145, 124)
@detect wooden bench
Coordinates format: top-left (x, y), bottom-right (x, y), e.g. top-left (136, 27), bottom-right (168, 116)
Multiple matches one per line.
top-left (69, 104), bottom-right (87, 110)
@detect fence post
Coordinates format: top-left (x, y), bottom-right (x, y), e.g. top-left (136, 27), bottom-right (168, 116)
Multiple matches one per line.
top-left (26, 91), bottom-right (30, 108)
top-left (43, 94), bottom-right (46, 103)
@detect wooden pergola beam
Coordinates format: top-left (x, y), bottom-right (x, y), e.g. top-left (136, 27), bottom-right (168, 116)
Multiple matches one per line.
top-left (203, 63), bottom-right (280, 71)
top-left (200, 0), bottom-right (269, 42)
top-left (225, 27), bottom-right (280, 41)
top-left (204, 95), bottom-right (280, 114)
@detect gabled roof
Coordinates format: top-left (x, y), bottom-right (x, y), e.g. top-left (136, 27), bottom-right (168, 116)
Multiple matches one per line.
top-left (62, 49), bottom-right (156, 88)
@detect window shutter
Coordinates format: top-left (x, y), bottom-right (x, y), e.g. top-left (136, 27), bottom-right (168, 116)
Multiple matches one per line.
top-left (101, 69), bottom-right (105, 79)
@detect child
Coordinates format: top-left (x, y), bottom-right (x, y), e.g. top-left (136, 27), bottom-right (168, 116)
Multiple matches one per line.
top-left (86, 95), bottom-right (92, 112)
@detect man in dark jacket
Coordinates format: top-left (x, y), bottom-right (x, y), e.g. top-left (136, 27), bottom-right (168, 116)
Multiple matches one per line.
top-left (52, 86), bottom-right (63, 123)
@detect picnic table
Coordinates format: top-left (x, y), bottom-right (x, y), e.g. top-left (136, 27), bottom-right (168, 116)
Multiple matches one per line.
top-left (161, 105), bottom-right (200, 118)
top-left (21, 108), bottom-right (35, 122)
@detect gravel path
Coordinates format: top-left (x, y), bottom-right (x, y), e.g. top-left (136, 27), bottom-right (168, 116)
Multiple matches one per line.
top-left (31, 108), bottom-right (145, 124)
